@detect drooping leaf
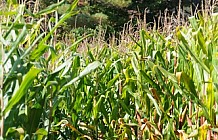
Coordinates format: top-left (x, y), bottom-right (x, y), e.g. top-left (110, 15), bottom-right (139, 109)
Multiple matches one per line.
top-left (119, 99), bottom-right (131, 115)
top-left (147, 93), bottom-right (162, 116)
top-left (4, 67), bottom-right (41, 114)
top-left (180, 72), bottom-right (197, 96)
top-left (62, 61), bottom-right (101, 90)
top-left (51, 57), bottom-right (73, 75)
top-left (4, 25), bottom-right (27, 65)
top-left (35, 0), bottom-right (65, 16)
top-left (107, 73), bottom-right (120, 88)
top-left (177, 30), bottom-right (209, 73)
top-left (35, 128), bottom-right (48, 140)
top-left (93, 95), bottom-right (105, 119)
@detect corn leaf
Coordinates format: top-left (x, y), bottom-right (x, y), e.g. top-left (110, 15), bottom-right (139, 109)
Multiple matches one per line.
top-left (4, 67), bottom-right (41, 114)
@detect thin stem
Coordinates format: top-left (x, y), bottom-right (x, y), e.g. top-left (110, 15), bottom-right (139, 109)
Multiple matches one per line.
top-left (0, 42), bottom-right (4, 138)
top-left (0, 90), bottom-right (3, 138)
top-left (48, 85), bottom-right (53, 139)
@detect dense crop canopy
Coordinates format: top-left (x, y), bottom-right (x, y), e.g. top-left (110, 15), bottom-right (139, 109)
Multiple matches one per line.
top-left (0, 0), bottom-right (218, 139)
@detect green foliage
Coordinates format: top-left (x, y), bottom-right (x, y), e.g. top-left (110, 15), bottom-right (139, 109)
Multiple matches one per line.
top-left (105, 0), bottom-right (132, 7)
top-left (0, 0), bottom-right (218, 139)
top-left (38, 0), bottom-right (205, 38)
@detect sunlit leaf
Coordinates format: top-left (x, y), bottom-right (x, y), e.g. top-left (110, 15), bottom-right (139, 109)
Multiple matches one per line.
top-left (62, 61), bottom-right (101, 90)
top-left (147, 93), bottom-right (162, 116)
top-left (35, 0), bottom-right (65, 16)
top-left (4, 67), bottom-right (41, 114)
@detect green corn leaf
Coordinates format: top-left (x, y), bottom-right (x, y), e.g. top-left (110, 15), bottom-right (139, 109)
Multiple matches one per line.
top-left (61, 60), bottom-right (73, 77)
top-left (128, 34), bottom-right (142, 48)
top-left (180, 72), bottom-right (197, 96)
top-left (39, 11), bottom-right (77, 47)
top-left (87, 48), bottom-right (95, 61)
top-left (206, 78), bottom-right (215, 121)
top-left (0, 23), bottom-right (33, 30)
top-left (3, 67), bottom-right (41, 114)
top-left (4, 57), bottom-right (21, 83)
top-left (100, 103), bottom-right (109, 124)
top-left (93, 95), bottom-right (105, 119)
top-left (155, 51), bottom-right (166, 68)
top-left (6, 127), bottom-right (24, 137)
top-left (35, 0), bottom-right (65, 16)
top-left (140, 70), bottom-right (161, 92)
top-left (35, 128), bottom-right (48, 136)
top-left (177, 30), bottom-right (209, 73)
top-left (0, 11), bottom-right (17, 16)
top-left (21, 33), bottom-right (45, 59)
top-left (79, 61), bottom-right (101, 77)
top-left (153, 66), bottom-right (173, 96)
top-left (197, 28), bottom-right (207, 55)
top-left (27, 105), bottom-right (44, 137)
top-left (62, 61), bottom-right (101, 90)
top-left (30, 44), bottom-right (50, 61)
top-left (111, 104), bottom-right (119, 120)
top-left (72, 55), bottom-right (81, 68)
top-left (189, 16), bottom-right (199, 31)
top-left (4, 25), bottom-right (27, 65)
top-left (98, 47), bottom-right (108, 60)
top-left (46, 81), bottom-right (58, 87)
top-left (68, 34), bottom-right (93, 52)
top-left (147, 61), bottom-right (178, 83)
top-left (51, 57), bottom-right (73, 75)
top-left (147, 93), bottom-right (162, 116)
top-left (140, 30), bottom-right (146, 57)
top-left (107, 73), bottom-right (120, 88)
top-left (65, 0), bottom-right (79, 12)
top-left (177, 72), bottom-right (211, 122)
top-left (131, 52), bottom-right (139, 75)
top-left (119, 99), bottom-right (131, 115)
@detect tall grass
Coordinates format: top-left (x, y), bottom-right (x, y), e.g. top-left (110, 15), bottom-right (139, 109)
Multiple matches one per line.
top-left (0, 0), bottom-right (218, 139)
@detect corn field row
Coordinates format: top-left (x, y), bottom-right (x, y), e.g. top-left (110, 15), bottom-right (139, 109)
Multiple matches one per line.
top-left (0, 0), bottom-right (218, 139)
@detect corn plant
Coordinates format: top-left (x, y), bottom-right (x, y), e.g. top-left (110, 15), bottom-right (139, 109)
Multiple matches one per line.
top-left (0, 0), bottom-right (86, 139)
top-left (126, 13), bottom-right (218, 139)
top-left (176, 13), bottom-right (218, 139)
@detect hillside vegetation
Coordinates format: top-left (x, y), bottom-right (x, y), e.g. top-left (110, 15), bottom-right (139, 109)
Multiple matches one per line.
top-left (0, 0), bottom-right (218, 139)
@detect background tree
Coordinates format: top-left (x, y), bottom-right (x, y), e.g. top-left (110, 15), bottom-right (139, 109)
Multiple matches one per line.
top-left (34, 0), bottom-right (205, 31)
